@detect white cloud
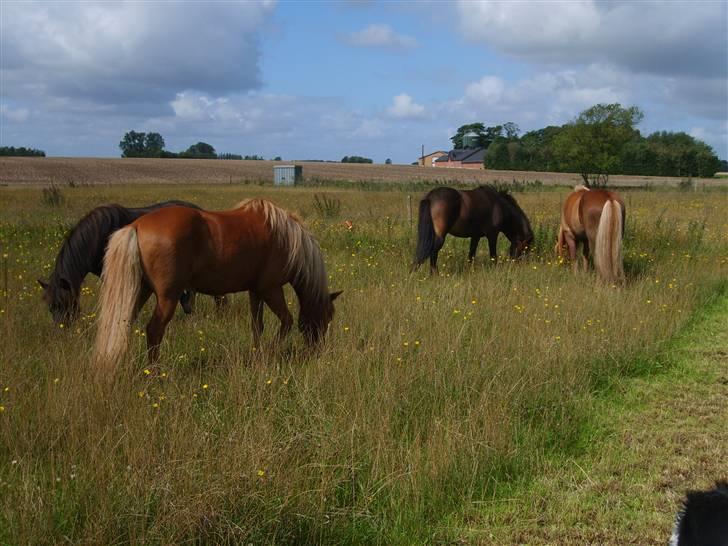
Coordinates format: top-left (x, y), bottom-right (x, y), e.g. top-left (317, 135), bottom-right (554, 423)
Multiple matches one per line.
top-left (386, 93), bottom-right (426, 119)
top-left (341, 24), bottom-right (417, 50)
top-left (464, 77), bottom-right (505, 106)
top-left (458, 1), bottom-right (598, 55)
top-left (455, 0), bottom-right (727, 79)
top-left (350, 119), bottom-right (387, 139)
top-left (0, 1), bottom-right (275, 105)
top-left (453, 67), bottom-right (627, 127)
top-left (0, 104), bottom-right (30, 123)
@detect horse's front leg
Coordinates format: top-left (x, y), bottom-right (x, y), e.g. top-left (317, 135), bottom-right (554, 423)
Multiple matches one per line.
top-left (249, 291), bottom-right (264, 348)
top-left (179, 290), bottom-right (195, 314)
top-left (487, 234), bottom-right (498, 264)
top-left (468, 237), bottom-right (480, 264)
top-left (262, 286), bottom-right (293, 343)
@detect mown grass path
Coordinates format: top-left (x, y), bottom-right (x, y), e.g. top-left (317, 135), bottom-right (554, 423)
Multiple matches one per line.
top-left (456, 291), bottom-right (728, 545)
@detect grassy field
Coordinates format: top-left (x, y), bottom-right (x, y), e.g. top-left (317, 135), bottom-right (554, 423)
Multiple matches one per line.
top-left (2, 156), bottom-right (726, 188)
top-left (453, 292), bottom-right (728, 545)
top-left (0, 182), bottom-right (726, 544)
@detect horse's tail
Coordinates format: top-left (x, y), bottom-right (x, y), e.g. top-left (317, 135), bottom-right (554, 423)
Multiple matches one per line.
top-left (412, 198), bottom-right (434, 270)
top-left (594, 200), bottom-right (624, 284)
top-left (94, 225), bottom-right (143, 375)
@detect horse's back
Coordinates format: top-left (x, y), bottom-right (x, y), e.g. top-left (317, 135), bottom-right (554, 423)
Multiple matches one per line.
top-left (562, 188), bottom-right (619, 237)
top-left (133, 207), bottom-right (208, 286)
top-left (580, 190), bottom-right (624, 219)
top-left (425, 186), bottom-right (463, 204)
top-left (580, 189), bottom-right (623, 210)
top-left (132, 205), bottom-right (280, 296)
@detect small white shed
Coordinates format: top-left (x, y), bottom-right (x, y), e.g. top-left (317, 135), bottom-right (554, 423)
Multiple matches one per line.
top-left (273, 165), bottom-right (303, 186)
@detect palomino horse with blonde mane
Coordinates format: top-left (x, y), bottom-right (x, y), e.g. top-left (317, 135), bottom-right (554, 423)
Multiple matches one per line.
top-left (556, 185), bottom-right (625, 284)
top-left (94, 199), bottom-right (341, 372)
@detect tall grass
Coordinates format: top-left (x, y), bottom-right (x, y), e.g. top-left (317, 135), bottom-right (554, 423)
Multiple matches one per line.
top-left (0, 185), bottom-right (726, 543)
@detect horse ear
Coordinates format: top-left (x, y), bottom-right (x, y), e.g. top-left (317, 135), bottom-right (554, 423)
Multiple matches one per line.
top-left (329, 290), bottom-right (343, 302)
top-left (37, 279), bottom-right (49, 290)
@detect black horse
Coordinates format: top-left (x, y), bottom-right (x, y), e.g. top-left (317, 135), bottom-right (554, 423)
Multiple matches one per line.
top-left (412, 186), bottom-right (533, 275)
top-left (38, 200), bottom-right (202, 324)
top-left (671, 480), bottom-right (728, 545)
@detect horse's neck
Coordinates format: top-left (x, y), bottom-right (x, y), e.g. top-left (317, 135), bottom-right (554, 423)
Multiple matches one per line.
top-left (501, 203), bottom-right (528, 239)
top-left (54, 206), bottom-right (135, 290)
top-left (291, 274), bottom-right (327, 314)
top-left (51, 239), bottom-right (89, 293)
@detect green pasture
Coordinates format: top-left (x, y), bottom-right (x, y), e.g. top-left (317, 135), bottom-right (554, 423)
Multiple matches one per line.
top-left (0, 183), bottom-right (726, 544)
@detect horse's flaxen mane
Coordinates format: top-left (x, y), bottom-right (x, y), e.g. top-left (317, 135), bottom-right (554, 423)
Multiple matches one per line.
top-left (236, 199), bottom-right (328, 304)
top-left (574, 184), bottom-right (590, 192)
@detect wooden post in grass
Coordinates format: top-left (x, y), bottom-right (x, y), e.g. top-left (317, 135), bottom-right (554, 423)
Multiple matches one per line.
top-left (2, 253), bottom-right (7, 300)
top-left (407, 195), bottom-right (413, 227)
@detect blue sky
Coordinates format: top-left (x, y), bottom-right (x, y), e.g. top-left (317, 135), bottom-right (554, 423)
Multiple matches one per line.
top-left (1, 1), bottom-right (726, 163)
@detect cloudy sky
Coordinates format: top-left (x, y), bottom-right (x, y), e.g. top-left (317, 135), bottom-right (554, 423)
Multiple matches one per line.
top-left (1, 0), bottom-right (726, 162)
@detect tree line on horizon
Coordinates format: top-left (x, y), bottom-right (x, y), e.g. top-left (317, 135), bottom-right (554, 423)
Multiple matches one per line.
top-left (118, 131), bottom-right (279, 161)
top-left (0, 146), bottom-right (46, 157)
top-left (450, 103), bottom-right (723, 185)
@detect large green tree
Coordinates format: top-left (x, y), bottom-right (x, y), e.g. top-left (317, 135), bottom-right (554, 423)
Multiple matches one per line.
top-left (143, 133), bottom-right (165, 157)
top-left (119, 131), bottom-right (166, 157)
top-left (181, 142), bottom-right (216, 159)
top-left (119, 131), bottom-right (147, 157)
top-left (552, 103), bottom-right (644, 187)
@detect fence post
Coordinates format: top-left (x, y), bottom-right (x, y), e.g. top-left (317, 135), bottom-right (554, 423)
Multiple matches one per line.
top-left (2, 253), bottom-right (7, 300)
top-left (407, 195), bottom-right (413, 227)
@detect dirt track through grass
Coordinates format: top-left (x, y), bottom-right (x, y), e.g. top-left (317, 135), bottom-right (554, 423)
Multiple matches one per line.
top-left (454, 291), bottom-right (728, 545)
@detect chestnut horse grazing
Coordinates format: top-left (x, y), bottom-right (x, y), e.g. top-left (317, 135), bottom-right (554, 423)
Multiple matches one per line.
top-left (412, 185), bottom-right (533, 275)
top-left (93, 199), bottom-right (341, 372)
top-left (556, 185), bottom-right (625, 284)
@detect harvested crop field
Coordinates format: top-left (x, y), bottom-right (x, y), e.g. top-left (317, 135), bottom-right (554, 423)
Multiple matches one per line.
top-left (1, 156), bottom-right (724, 188)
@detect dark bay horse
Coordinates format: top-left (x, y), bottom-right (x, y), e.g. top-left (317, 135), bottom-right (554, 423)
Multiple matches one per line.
top-left (38, 201), bottom-right (200, 324)
top-left (412, 186), bottom-right (533, 275)
top-left (94, 199), bottom-right (341, 372)
top-left (556, 185), bottom-right (625, 284)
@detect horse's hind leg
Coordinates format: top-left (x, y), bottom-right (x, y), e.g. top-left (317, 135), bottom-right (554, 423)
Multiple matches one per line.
top-left (146, 294), bottom-right (179, 363)
top-left (581, 239), bottom-right (590, 271)
top-left (429, 215), bottom-right (450, 275)
top-left (430, 236), bottom-right (445, 275)
top-left (135, 285), bottom-right (152, 318)
top-left (468, 237), bottom-right (480, 264)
